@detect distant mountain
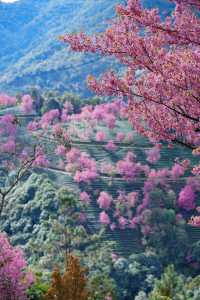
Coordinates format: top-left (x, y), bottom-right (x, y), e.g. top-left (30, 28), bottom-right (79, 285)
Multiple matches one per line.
top-left (0, 0), bottom-right (120, 96)
top-left (0, 0), bottom-right (172, 96)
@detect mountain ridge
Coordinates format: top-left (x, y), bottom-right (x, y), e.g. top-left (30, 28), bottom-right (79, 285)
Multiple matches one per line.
top-left (0, 0), bottom-right (172, 96)
top-left (0, 0), bottom-right (119, 96)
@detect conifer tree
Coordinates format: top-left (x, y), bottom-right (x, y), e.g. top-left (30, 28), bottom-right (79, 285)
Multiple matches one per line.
top-left (149, 265), bottom-right (186, 300)
top-left (44, 254), bottom-right (90, 300)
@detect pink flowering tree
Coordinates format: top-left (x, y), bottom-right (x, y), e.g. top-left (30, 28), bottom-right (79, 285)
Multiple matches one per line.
top-left (61, 0), bottom-right (200, 174)
top-left (0, 232), bottom-right (34, 300)
top-left (0, 93), bottom-right (48, 216)
top-left (27, 97), bottom-right (200, 268)
top-left (30, 99), bottom-right (200, 232)
top-left (0, 88), bottom-right (196, 270)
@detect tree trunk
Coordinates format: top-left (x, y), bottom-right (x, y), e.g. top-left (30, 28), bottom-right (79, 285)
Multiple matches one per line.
top-left (0, 193), bottom-right (5, 217)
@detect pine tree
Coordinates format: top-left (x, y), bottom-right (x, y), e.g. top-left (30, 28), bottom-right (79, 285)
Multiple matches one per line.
top-left (149, 265), bottom-right (186, 300)
top-left (44, 254), bottom-right (90, 300)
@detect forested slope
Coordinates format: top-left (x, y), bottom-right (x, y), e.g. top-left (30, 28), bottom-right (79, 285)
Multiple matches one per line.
top-left (0, 0), bottom-right (172, 96)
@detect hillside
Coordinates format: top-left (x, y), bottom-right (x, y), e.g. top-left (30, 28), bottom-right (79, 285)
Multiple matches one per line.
top-left (0, 0), bottom-right (173, 96)
top-left (0, 0), bottom-right (119, 96)
top-left (1, 116), bottom-right (198, 263)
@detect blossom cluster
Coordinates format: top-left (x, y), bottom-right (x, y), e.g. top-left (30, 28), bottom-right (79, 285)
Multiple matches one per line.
top-left (0, 95), bottom-right (49, 215)
top-left (62, 0), bottom-right (200, 174)
top-left (27, 96), bottom-right (200, 233)
top-left (0, 233), bottom-right (34, 300)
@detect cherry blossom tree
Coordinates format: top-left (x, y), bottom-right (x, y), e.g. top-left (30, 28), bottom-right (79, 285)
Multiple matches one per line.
top-left (30, 99), bottom-right (200, 232)
top-left (61, 0), bottom-right (200, 174)
top-left (0, 93), bottom-right (48, 216)
top-left (0, 232), bottom-right (34, 300)
top-left (25, 96), bottom-right (200, 269)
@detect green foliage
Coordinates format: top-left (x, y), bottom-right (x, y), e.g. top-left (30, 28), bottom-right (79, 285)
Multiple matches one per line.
top-left (148, 265), bottom-right (200, 300)
top-left (134, 291), bottom-right (148, 300)
top-left (57, 187), bottom-right (78, 207)
top-left (80, 239), bottom-right (117, 300)
top-left (53, 186), bottom-right (118, 299)
top-left (112, 251), bottom-right (162, 299)
top-left (89, 273), bottom-right (117, 300)
top-left (28, 272), bottom-right (49, 300)
top-left (149, 265), bottom-right (185, 300)
top-left (185, 275), bottom-right (200, 300)
top-left (190, 240), bottom-right (200, 266)
top-left (0, 173), bottom-right (58, 251)
top-left (140, 188), bottom-right (189, 266)
top-left (39, 186), bottom-right (96, 265)
top-left (42, 90), bottom-right (105, 113)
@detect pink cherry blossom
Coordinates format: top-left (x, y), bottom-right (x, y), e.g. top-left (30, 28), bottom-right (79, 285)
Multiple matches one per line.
top-left (1, 139), bottom-right (16, 153)
top-left (118, 216), bottom-right (128, 229)
top-left (188, 216), bottom-right (200, 227)
top-left (171, 163), bottom-right (185, 179)
top-left (116, 132), bottom-right (125, 142)
top-left (20, 94), bottom-right (33, 113)
top-left (63, 0), bottom-right (200, 172)
top-left (105, 140), bottom-right (117, 151)
top-left (178, 185), bottom-right (196, 211)
top-left (40, 109), bottom-right (60, 128)
top-left (100, 162), bottom-right (115, 176)
top-left (97, 191), bottom-right (113, 210)
top-left (52, 124), bottom-right (63, 136)
top-left (33, 147), bottom-right (49, 167)
top-left (80, 191), bottom-right (91, 204)
top-left (99, 211), bottom-right (110, 225)
top-left (27, 121), bottom-right (39, 131)
top-left (55, 145), bottom-right (66, 156)
top-left (0, 233), bottom-right (34, 300)
top-left (0, 93), bottom-right (16, 106)
top-left (66, 148), bottom-right (81, 163)
top-left (96, 130), bottom-right (106, 142)
top-left (145, 144), bottom-right (161, 164)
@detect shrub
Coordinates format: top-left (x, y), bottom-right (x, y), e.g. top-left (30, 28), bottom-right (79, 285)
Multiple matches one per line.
top-left (0, 232), bottom-right (34, 300)
top-left (112, 251), bottom-right (162, 299)
top-left (148, 264), bottom-right (200, 300)
top-left (28, 271), bottom-right (49, 300)
top-left (138, 188), bottom-right (189, 266)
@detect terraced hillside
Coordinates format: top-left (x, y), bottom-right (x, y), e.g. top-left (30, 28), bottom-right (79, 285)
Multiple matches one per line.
top-left (1, 103), bottom-right (198, 260)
